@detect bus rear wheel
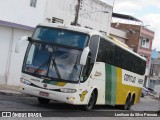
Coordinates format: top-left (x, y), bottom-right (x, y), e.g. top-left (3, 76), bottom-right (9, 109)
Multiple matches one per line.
top-left (38, 97), bottom-right (50, 104)
top-left (121, 95), bottom-right (132, 110)
top-left (84, 91), bottom-right (96, 111)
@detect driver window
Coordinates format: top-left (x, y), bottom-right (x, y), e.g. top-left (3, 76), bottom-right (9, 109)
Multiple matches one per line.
top-left (81, 53), bottom-right (93, 82)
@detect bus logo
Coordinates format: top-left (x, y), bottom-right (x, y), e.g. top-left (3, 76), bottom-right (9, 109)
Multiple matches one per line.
top-left (43, 83), bottom-right (47, 88)
top-left (79, 91), bottom-right (88, 102)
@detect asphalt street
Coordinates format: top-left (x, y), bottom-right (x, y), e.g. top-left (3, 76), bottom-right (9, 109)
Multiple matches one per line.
top-left (0, 94), bottom-right (159, 111)
top-left (0, 94), bottom-right (159, 119)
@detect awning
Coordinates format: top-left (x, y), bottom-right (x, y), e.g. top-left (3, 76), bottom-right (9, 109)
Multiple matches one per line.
top-left (112, 13), bottom-right (142, 22)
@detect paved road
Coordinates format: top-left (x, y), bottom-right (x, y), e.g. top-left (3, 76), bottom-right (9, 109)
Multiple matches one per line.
top-left (132, 96), bottom-right (160, 111)
top-left (0, 94), bottom-right (159, 119)
top-left (0, 94), bottom-right (159, 111)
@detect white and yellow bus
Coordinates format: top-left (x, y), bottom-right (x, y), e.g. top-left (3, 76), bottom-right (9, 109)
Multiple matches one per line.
top-left (16, 23), bottom-right (146, 111)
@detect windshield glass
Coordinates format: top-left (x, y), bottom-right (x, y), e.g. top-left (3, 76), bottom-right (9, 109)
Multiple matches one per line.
top-left (32, 26), bottom-right (89, 49)
top-left (23, 43), bottom-right (82, 82)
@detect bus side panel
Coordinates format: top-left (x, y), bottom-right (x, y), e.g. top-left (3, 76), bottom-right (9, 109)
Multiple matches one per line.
top-left (116, 68), bottom-right (143, 105)
top-left (105, 65), bottom-right (143, 106)
top-left (116, 84), bottom-right (142, 105)
top-left (92, 62), bottom-right (106, 105)
top-left (116, 67), bottom-right (126, 105)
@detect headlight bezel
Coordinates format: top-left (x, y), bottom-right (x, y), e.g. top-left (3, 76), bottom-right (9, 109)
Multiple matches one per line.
top-left (60, 88), bottom-right (77, 93)
top-left (20, 78), bottom-right (31, 85)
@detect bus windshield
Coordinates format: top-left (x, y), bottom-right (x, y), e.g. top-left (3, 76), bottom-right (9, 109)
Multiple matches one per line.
top-left (32, 26), bottom-right (89, 49)
top-left (23, 43), bottom-right (82, 82)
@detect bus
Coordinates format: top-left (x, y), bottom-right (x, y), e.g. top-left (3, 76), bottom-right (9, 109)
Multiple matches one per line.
top-left (16, 23), bottom-right (146, 111)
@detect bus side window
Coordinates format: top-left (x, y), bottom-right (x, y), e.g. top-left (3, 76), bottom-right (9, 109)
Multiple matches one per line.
top-left (115, 46), bottom-right (123, 68)
top-left (89, 35), bottom-right (100, 63)
top-left (97, 38), bottom-right (115, 65)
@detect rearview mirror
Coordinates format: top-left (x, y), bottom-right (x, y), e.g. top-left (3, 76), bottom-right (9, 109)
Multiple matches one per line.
top-left (80, 47), bottom-right (90, 65)
top-left (15, 36), bottom-right (29, 53)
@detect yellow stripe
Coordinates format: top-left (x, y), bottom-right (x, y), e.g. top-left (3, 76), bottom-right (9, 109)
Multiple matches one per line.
top-left (116, 68), bottom-right (125, 104)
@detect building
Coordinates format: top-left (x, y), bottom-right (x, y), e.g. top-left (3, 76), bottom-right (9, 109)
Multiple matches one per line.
top-left (109, 27), bottom-right (128, 44)
top-left (0, 0), bottom-right (113, 86)
top-left (149, 50), bottom-right (160, 89)
top-left (111, 13), bottom-right (155, 87)
top-left (44, 0), bottom-right (112, 35)
top-left (0, 0), bottom-right (47, 85)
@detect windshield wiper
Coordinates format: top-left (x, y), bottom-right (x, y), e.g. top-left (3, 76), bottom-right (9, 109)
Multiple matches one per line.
top-left (51, 58), bottom-right (61, 80)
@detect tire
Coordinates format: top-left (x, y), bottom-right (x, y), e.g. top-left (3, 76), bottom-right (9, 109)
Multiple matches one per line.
top-left (38, 97), bottom-right (50, 104)
top-left (84, 91), bottom-right (96, 111)
top-left (121, 95), bottom-right (131, 110)
top-left (141, 93), bottom-right (144, 97)
top-left (131, 94), bottom-right (135, 105)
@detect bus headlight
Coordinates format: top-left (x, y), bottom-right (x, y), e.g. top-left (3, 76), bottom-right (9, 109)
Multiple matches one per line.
top-left (20, 78), bottom-right (31, 85)
top-left (60, 88), bottom-right (77, 93)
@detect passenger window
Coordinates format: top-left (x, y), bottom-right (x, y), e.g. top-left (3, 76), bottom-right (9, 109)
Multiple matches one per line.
top-left (97, 38), bottom-right (115, 65)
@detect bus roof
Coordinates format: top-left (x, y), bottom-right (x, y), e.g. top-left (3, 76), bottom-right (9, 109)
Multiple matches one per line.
top-left (38, 23), bottom-right (102, 37)
top-left (38, 23), bottom-right (146, 61)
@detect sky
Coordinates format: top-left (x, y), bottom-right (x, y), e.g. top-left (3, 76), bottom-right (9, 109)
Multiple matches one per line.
top-left (101, 0), bottom-right (160, 51)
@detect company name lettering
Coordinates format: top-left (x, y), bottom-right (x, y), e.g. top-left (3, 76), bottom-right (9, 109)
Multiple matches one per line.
top-left (124, 74), bottom-right (136, 83)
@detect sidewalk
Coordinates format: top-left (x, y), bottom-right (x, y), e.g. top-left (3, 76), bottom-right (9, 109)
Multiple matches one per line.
top-left (0, 84), bottom-right (28, 96)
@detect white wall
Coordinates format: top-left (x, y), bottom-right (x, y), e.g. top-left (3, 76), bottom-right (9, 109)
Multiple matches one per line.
top-left (44, 0), bottom-right (76, 24)
top-left (0, 25), bottom-right (13, 84)
top-left (78, 0), bottom-right (112, 34)
top-left (45, 0), bottom-right (112, 35)
top-left (109, 27), bottom-right (128, 43)
top-left (7, 28), bottom-right (32, 85)
top-left (0, 0), bottom-right (47, 85)
top-left (0, 0), bottom-right (47, 27)
top-left (0, 25), bottom-right (32, 85)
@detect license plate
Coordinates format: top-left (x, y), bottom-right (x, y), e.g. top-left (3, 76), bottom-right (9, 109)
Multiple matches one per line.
top-left (39, 91), bottom-right (49, 97)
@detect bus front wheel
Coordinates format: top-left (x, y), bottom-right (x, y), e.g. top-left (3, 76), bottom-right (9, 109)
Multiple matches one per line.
top-left (38, 97), bottom-right (50, 104)
top-left (84, 91), bottom-right (97, 111)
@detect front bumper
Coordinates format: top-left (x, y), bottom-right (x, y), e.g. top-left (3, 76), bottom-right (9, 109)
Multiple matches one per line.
top-left (20, 83), bottom-right (78, 105)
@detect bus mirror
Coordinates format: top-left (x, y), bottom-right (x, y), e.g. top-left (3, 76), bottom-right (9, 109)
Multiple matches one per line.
top-left (80, 47), bottom-right (90, 65)
top-left (15, 36), bottom-right (28, 53)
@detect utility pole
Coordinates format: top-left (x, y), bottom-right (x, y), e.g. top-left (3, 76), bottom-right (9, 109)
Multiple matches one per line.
top-left (72, 0), bottom-right (81, 26)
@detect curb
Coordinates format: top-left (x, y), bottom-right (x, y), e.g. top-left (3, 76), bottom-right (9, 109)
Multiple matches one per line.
top-left (0, 91), bottom-right (35, 97)
top-left (0, 91), bottom-right (34, 97)
top-left (0, 85), bottom-right (34, 97)
top-left (157, 111), bottom-right (160, 115)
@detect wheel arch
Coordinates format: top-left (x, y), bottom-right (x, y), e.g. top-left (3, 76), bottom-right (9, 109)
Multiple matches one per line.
top-left (126, 92), bottom-right (132, 102)
top-left (86, 87), bottom-right (98, 105)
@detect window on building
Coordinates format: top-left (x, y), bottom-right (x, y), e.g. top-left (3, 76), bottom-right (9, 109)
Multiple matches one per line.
top-left (141, 37), bottom-right (150, 48)
top-left (46, 18), bottom-right (51, 23)
top-left (99, 30), bottom-right (107, 36)
top-left (52, 17), bottom-right (63, 24)
top-left (158, 72), bottom-right (160, 78)
top-left (85, 26), bottom-right (93, 30)
top-left (30, 0), bottom-right (37, 8)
